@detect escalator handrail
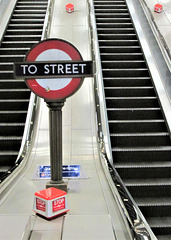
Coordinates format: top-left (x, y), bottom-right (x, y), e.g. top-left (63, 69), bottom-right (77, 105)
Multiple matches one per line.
top-left (88, 0), bottom-right (157, 239)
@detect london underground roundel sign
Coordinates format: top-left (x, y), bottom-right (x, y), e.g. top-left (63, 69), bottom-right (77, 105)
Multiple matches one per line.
top-left (14, 39), bottom-right (92, 101)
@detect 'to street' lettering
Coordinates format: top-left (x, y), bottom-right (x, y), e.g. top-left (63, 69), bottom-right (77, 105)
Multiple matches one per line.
top-left (15, 61), bottom-right (92, 78)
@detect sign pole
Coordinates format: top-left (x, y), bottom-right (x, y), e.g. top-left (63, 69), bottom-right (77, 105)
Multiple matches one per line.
top-left (14, 39), bottom-right (93, 192)
top-left (46, 101), bottom-right (68, 192)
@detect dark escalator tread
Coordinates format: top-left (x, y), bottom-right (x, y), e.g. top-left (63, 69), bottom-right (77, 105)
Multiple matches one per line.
top-left (147, 217), bottom-right (171, 237)
top-left (108, 119), bottom-right (167, 133)
top-left (0, 151), bottom-right (19, 166)
top-left (112, 146), bottom-right (171, 162)
top-left (115, 161), bottom-right (171, 179)
top-left (103, 77), bottom-right (152, 87)
top-left (110, 132), bottom-right (171, 147)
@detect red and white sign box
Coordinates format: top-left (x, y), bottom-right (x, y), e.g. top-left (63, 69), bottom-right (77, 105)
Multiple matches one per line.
top-left (66, 3), bottom-right (74, 13)
top-left (33, 187), bottom-right (69, 219)
top-left (154, 4), bottom-right (163, 13)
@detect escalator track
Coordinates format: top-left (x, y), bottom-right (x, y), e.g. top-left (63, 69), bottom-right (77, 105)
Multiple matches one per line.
top-left (0, 0), bottom-right (48, 182)
top-left (93, 0), bottom-right (171, 239)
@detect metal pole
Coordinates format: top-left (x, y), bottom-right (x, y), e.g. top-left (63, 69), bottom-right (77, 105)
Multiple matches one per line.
top-left (46, 101), bottom-right (67, 191)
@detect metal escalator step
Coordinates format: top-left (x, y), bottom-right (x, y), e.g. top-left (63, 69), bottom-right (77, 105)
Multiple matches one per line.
top-left (103, 69), bottom-right (149, 77)
top-left (110, 132), bottom-right (170, 147)
top-left (98, 33), bottom-right (137, 40)
top-left (95, 9), bottom-right (128, 13)
top-left (100, 53), bottom-right (144, 60)
top-left (97, 23), bottom-right (133, 28)
top-left (112, 146), bottom-right (171, 162)
top-left (107, 107), bottom-right (162, 120)
top-left (95, 5), bottom-right (127, 10)
top-left (0, 166), bottom-right (11, 173)
top-left (96, 18), bottom-right (131, 23)
top-left (108, 119), bottom-right (167, 133)
top-left (0, 99), bottom-right (29, 110)
top-left (17, 1), bottom-right (48, 4)
top-left (106, 96), bottom-right (158, 104)
top-left (115, 161), bottom-right (171, 179)
top-left (1, 41), bottom-right (39, 48)
top-left (0, 72), bottom-right (14, 79)
top-left (99, 40), bottom-right (139, 46)
top-left (8, 24), bottom-right (43, 29)
top-left (125, 179), bottom-right (171, 198)
top-left (12, 14), bottom-right (45, 18)
top-left (0, 63), bottom-right (13, 71)
top-left (16, 5), bottom-right (47, 9)
top-left (0, 151), bottom-right (19, 166)
top-left (0, 53), bottom-right (29, 62)
top-left (105, 96), bottom-right (158, 108)
top-left (102, 60), bottom-right (146, 68)
top-left (4, 35), bottom-right (42, 41)
top-left (0, 48), bottom-right (30, 55)
top-left (147, 217), bottom-right (171, 236)
top-left (100, 46), bottom-right (141, 53)
top-left (6, 29), bottom-right (42, 35)
top-left (0, 89), bottom-right (30, 99)
top-left (136, 198), bottom-right (171, 217)
top-left (94, 1), bottom-right (125, 5)
top-left (0, 136), bottom-right (22, 151)
top-left (14, 10), bottom-right (46, 14)
top-left (10, 19), bottom-right (44, 23)
top-left (0, 80), bottom-right (26, 89)
top-left (105, 87), bottom-right (154, 97)
top-left (0, 123), bottom-right (25, 136)
top-left (97, 28), bottom-right (135, 34)
top-left (0, 111), bottom-right (27, 123)
top-left (95, 13), bottom-right (129, 18)
top-left (103, 77), bottom-right (151, 87)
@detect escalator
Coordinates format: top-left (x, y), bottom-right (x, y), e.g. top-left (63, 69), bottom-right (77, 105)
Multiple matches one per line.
top-left (93, 0), bottom-right (171, 239)
top-left (0, 0), bottom-right (48, 182)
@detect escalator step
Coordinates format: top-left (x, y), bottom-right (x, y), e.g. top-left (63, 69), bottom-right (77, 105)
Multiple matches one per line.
top-left (115, 161), bottom-right (171, 179)
top-left (112, 146), bottom-right (171, 162)
top-left (107, 108), bottom-right (162, 120)
top-left (106, 97), bottom-right (159, 108)
top-left (0, 80), bottom-right (26, 89)
top-left (103, 77), bottom-right (151, 87)
top-left (0, 123), bottom-right (25, 136)
top-left (0, 151), bottom-right (19, 166)
top-left (105, 87), bottom-right (155, 97)
top-left (109, 119), bottom-right (167, 133)
top-left (110, 132), bottom-right (171, 147)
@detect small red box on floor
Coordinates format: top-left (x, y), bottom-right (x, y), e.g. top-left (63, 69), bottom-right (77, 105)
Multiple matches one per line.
top-left (33, 187), bottom-right (69, 219)
top-left (66, 3), bottom-right (74, 13)
top-left (154, 4), bottom-right (163, 13)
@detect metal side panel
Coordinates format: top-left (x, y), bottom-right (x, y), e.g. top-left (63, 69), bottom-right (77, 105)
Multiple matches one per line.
top-left (0, 0), bottom-right (18, 41)
top-left (126, 0), bottom-right (171, 134)
top-left (0, 0), bottom-right (132, 240)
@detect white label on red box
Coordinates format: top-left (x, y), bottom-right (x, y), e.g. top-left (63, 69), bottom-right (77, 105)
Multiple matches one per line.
top-left (36, 198), bottom-right (46, 212)
top-left (53, 197), bottom-right (65, 212)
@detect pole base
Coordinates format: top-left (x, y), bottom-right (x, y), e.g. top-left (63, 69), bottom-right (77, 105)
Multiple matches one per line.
top-left (46, 180), bottom-right (68, 192)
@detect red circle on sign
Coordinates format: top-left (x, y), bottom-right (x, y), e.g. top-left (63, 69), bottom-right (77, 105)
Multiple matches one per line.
top-left (25, 39), bottom-right (84, 101)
